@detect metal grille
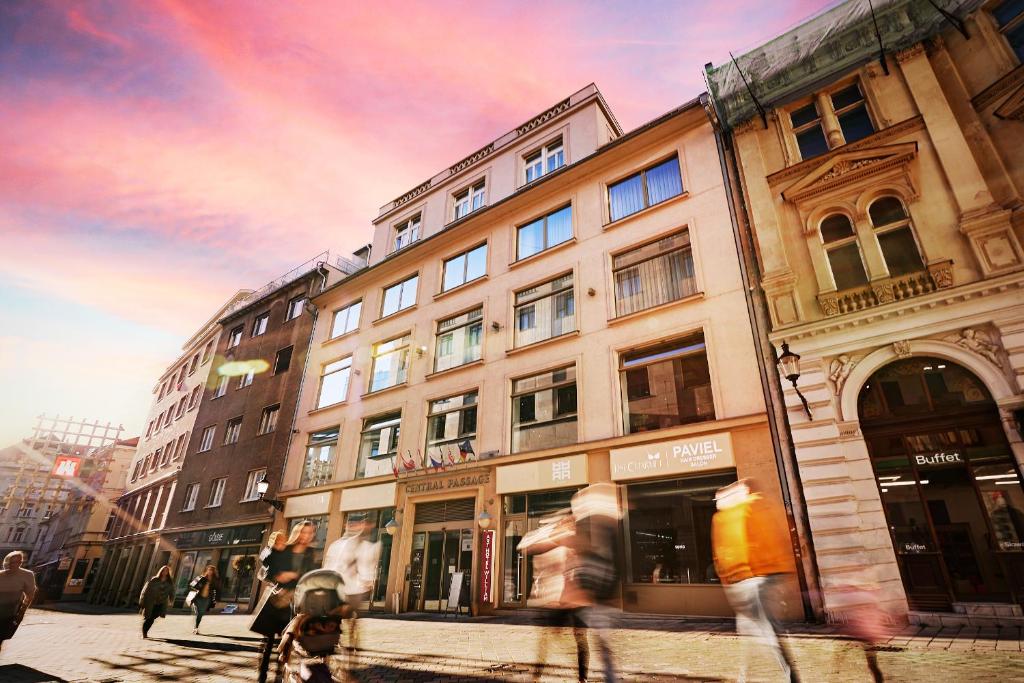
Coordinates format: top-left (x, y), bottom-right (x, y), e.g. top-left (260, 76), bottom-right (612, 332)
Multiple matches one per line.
top-left (414, 498), bottom-right (476, 524)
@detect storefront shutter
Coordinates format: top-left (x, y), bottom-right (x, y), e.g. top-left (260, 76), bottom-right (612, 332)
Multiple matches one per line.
top-left (414, 497), bottom-right (475, 524)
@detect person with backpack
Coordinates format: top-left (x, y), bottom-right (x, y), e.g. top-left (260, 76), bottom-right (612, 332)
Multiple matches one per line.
top-left (139, 565), bottom-right (173, 638)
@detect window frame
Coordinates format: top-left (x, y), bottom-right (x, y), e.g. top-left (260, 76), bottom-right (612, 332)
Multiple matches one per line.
top-left (513, 272), bottom-right (576, 348)
top-left (213, 373), bottom-right (229, 398)
top-left (425, 390), bottom-right (479, 463)
top-left (819, 212), bottom-right (869, 291)
top-left (199, 425), bottom-right (216, 452)
top-left (274, 346), bottom-right (293, 375)
top-left (392, 214), bottom-right (421, 253)
top-left (786, 80), bottom-right (876, 161)
top-left (300, 427), bottom-right (340, 489)
top-left (452, 179), bottom-right (486, 222)
top-left (510, 364), bottom-right (579, 454)
top-left (380, 274), bottom-right (419, 319)
top-left (434, 306), bottom-right (484, 373)
top-left (441, 243), bottom-right (488, 292)
top-left (317, 356), bottom-right (352, 408)
top-left (223, 416), bottom-right (243, 445)
top-left (286, 296), bottom-right (306, 321)
top-left (611, 229), bottom-right (697, 317)
top-left (228, 326), bottom-right (243, 348)
top-left (330, 300), bottom-right (362, 338)
top-left (524, 137), bottom-right (565, 184)
top-left (182, 482), bottom-right (200, 512)
top-left (238, 369), bottom-right (255, 389)
top-left (868, 196), bottom-right (925, 277)
top-left (607, 155), bottom-right (684, 223)
top-left (242, 468), bottom-right (267, 502)
top-left (207, 477), bottom-right (227, 508)
top-left (258, 404), bottom-right (280, 435)
top-left (356, 412), bottom-right (402, 478)
top-left (993, 0), bottom-right (1024, 61)
top-left (515, 204), bottom-right (573, 261)
top-left (368, 333), bottom-right (411, 393)
top-left (252, 312), bottom-right (270, 337)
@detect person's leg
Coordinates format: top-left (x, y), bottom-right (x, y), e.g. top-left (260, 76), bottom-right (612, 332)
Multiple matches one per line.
top-left (257, 634), bottom-right (276, 683)
top-left (142, 610), bottom-right (155, 637)
top-left (581, 605), bottom-right (617, 683)
top-left (571, 609), bottom-right (589, 683)
top-left (758, 575), bottom-right (799, 681)
top-left (747, 577), bottom-right (795, 681)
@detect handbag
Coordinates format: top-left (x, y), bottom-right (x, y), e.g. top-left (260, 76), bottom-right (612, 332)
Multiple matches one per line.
top-left (249, 585), bottom-right (292, 637)
top-left (268, 586), bottom-right (294, 609)
top-left (184, 590), bottom-right (198, 608)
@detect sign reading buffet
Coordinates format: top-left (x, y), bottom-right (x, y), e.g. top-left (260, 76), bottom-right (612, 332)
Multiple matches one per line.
top-left (609, 432), bottom-right (735, 481)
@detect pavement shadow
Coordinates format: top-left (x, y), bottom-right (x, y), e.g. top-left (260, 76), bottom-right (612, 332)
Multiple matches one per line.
top-left (159, 637), bottom-right (261, 653)
top-left (0, 663), bottom-right (67, 682)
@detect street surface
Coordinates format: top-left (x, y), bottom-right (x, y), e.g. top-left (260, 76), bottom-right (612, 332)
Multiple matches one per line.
top-left (1, 604), bottom-right (1022, 682)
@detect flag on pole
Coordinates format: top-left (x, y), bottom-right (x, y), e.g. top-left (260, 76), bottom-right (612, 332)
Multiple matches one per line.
top-left (428, 448), bottom-right (444, 471)
top-left (458, 439), bottom-right (475, 462)
top-left (403, 450), bottom-right (417, 471)
top-left (390, 453), bottom-right (399, 479)
top-left (446, 446), bottom-right (457, 466)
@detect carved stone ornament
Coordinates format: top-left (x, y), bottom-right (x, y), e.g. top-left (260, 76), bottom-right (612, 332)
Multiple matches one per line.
top-left (895, 42), bottom-right (926, 64)
top-left (829, 355), bottom-right (859, 396)
top-left (872, 282), bottom-right (895, 304)
top-left (893, 340), bottom-right (912, 359)
top-left (927, 260), bottom-right (954, 289)
top-left (781, 142), bottom-right (918, 204)
top-left (817, 293), bottom-right (840, 317)
top-left (945, 327), bottom-right (1006, 370)
top-left (836, 421), bottom-right (862, 440)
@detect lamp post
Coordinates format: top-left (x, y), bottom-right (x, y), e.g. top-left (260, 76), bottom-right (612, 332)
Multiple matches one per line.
top-left (477, 510), bottom-right (492, 529)
top-left (384, 517), bottom-right (400, 536)
top-left (778, 342), bottom-right (813, 420)
top-left (256, 474), bottom-right (284, 512)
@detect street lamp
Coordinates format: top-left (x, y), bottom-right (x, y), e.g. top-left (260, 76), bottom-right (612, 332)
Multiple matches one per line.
top-left (384, 517), bottom-right (401, 536)
top-left (477, 510), bottom-right (492, 529)
top-left (778, 342), bottom-right (813, 420)
top-left (256, 474), bottom-right (284, 512)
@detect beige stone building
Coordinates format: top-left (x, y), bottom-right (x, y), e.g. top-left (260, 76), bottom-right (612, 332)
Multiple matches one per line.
top-left (708, 0), bottom-right (1024, 623)
top-left (275, 84), bottom-right (806, 618)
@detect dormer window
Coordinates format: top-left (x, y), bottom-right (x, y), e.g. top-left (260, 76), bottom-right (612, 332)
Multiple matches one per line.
top-left (525, 138), bottom-right (564, 183)
top-left (392, 215), bottom-right (421, 253)
top-left (789, 82), bottom-right (875, 161)
top-left (453, 181), bottom-right (486, 221)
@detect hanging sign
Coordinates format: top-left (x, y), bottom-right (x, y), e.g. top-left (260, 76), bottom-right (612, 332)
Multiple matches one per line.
top-left (51, 456), bottom-right (82, 478)
top-left (480, 529), bottom-right (495, 604)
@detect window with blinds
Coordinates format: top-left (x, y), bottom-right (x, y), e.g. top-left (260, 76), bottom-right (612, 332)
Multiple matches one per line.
top-left (612, 231), bottom-right (696, 316)
top-left (608, 156), bottom-right (683, 222)
top-left (514, 273), bottom-right (575, 348)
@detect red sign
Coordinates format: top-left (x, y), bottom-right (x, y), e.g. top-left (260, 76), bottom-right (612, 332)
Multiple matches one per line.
top-left (52, 456), bottom-right (82, 478)
top-left (480, 529), bottom-right (494, 604)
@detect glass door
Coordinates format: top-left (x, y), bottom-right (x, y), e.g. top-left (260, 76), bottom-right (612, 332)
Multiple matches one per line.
top-left (410, 528), bottom-right (473, 611)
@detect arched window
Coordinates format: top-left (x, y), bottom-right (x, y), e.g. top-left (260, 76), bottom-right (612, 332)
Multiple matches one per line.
top-left (820, 213), bottom-right (868, 290)
top-left (869, 196), bottom-right (924, 277)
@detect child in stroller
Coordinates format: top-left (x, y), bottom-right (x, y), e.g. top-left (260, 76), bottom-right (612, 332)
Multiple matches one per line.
top-left (277, 569), bottom-right (352, 683)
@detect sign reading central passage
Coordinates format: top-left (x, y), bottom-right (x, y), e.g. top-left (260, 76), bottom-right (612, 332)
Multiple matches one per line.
top-left (609, 432), bottom-right (735, 481)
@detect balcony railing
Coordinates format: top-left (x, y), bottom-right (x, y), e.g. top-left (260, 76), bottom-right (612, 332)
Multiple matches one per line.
top-left (817, 259), bottom-right (953, 316)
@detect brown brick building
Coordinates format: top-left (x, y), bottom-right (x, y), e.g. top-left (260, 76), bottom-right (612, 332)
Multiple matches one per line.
top-left (161, 255), bottom-right (350, 606)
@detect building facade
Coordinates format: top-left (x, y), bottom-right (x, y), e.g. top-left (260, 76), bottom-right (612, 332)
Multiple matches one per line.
top-left (90, 291), bottom-right (250, 606)
top-left (159, 256), bottom-right (351, 608)
top-left (709, 0), bottom-right (1024, 621)
top-left (276, 85), bottom-right (806, 619)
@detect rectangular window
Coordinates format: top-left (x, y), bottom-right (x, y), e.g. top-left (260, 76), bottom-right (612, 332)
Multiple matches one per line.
top-left (252, 312), bottom-right (269, 337)
top-left (453, 180), bottom-right (486, 221)
top-left (434, 307), bottom-right (483, 372)
top-left (224, 417), bottom-right (242, 445)
top-left (330, 301), bottom-right (362, 338)
top-left (242, 468), bottom-right (267, 502)
top-left (994, 0), bottom-right (1024, 59)
top-left (356, 413), bottom-right (401, 478)
top-left (392, 215), bottom-right (421, 252)
top-left (511, 365), bottom-right (578, 454)
top-left (131, 461), bottom-right (142, 482)
top-left (790, 101), bottom-right (828, 160)
top-left (369, 334), bottom-right (411, 392)
top-left (426, 391), bottom-right (478, 465)
top-left (175, 397), bottom-right (187, 419)
top-left (202, 340), bottom-right (215, 364)
top-left (831, 84), bottom-right (873, 145)
top-left (286, 296), bottom-right (306, 321)
top-left (442, 244), bottom-right (487, 291)
top-left (275, 346), bottom-right (293, 374)
top-left (620, 332), bottom-right (715, 434)
top-left (188, 353), bottom-right (199, 375)
top-left (163, 411), bottom-right (173, 428)
top-left (145, 422), bottom-right (153, 438)
top-left (207, 478), bottom-right (226, 507)
top-left (150, 450), bottom-right (161, 471)
top-left (174, 434), bottom-right (187, 460)
top-left (516, 205), bottom-right (572, 260)
top-left (188, 385), bottom-right (201, 410)
top-left (182, 483), bottom-right (200, 511)
top-left (612, 230), bottom-right (697, 317)
top-left (608, 156), bottom-right (684, 222)
top-left (228, 326), bottom-right (243, 348)
top-left (381, 275), bottom-right (418, 318)
top-left (213, 374), bottom-right (229, 398)
top-left (625, 473), bottom-right (735, 584)
top-left (525, 138), bottom-right (564, 184)
top-left (238, 369), bottom-right (255, 388)
top-left (258, 404), bottom-right (280, 435)
top-left (301, 427), bottom-right (339, 489)
top-left (513, 273), bottom-right (575, 348)
top-left (317, 357), bottom-right (352, 408)
top-left (199, 426), bottom-right (215, 453)
top-left (159, 443), bottom-right (172, 467)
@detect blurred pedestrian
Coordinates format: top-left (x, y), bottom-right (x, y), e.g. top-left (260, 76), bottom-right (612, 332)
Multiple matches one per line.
top-left (0, 551), bottom-right (36, 652)
top-left (250, 519), bottom-right (317, 683)
top-left (829, 578), bottom-right (892, 682)
top-left (712, 479), bottom-right (799, 683)
top-left (186, 564), bottom-right (219, 635)
top-left (139, 565), bottom-right (173, 638)
top-left (323, 514), bottom-right (381, 656)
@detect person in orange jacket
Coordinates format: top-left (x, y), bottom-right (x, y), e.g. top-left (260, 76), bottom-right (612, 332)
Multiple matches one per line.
top-left (712, 479), bottom-right (799, 683)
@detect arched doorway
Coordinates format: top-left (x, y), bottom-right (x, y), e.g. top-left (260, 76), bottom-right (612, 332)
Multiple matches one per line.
top-left (859, 357), bottom-right (1024, 612)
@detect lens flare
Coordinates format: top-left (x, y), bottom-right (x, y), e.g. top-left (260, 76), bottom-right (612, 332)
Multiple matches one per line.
top-left (217, 359), bottom-right (271, 377)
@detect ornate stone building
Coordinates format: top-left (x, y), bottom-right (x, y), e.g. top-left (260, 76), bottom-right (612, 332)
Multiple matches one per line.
top-left (708, 0), bottom-right (1024, 623)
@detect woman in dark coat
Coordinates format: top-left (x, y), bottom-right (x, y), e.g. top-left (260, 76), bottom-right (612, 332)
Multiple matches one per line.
top-left (252, 520), bottom-right (317, 683)
top-left (188, 564), bottom-right (219, 635)
top-left (139, 565), bottom-right (173, 639)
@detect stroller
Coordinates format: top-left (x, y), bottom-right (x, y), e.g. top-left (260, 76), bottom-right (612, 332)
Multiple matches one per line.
top-left (277, 569), bottom-right (350, 683)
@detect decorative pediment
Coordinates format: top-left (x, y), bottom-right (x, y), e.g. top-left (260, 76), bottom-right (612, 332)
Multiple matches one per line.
top-left (781, 142), bottom-right (918, 204)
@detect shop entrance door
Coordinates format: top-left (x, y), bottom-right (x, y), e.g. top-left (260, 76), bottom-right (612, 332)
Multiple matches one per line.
top-left (859, 358), bottom-right (1024, 612)
top-left (405, 497), bottom-right (476, 612)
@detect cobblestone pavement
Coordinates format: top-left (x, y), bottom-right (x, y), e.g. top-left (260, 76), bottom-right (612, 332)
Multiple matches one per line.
top-left (1, 604), bottom-right (1023, 682)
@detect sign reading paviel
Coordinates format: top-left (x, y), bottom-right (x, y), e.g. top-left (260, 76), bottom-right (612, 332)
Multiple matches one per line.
top-left (610, 433), bottom-right (734, 481)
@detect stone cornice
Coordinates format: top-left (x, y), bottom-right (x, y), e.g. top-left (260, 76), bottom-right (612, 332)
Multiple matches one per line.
top-left (781, 142), bottom-right (918, 204)
top-left (973, 64), bottom-right (1024, 112)
top-left (767, 116), bottom-right (924, 186)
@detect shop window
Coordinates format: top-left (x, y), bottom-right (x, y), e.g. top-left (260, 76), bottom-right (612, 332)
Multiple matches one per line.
top-left (511, 365), bottom-right (578, 454)
top-left (356, 412), bottom-right (402, 478)
top-left (858, 357), bottom-right (994, 420)
top-left (300, 427), bottom-right (339, 489)
top-left (869, 196), bottom-right (924, 277)
top-left (820, 213), bottom-right (868, 290)
top-left (513, 273), bottom-right (575, 348)
top-left (502, 489), bottom-right (577, 604)
top-left (286, 514), bottom-right (330, 567)
top-left (612, 230), bottom-right (696, 317)
top-left (341, 508), bottom-right (395, 607)
top-left (625, 472), bottom-right (736, 584)
top-left (369, 334), bottom-right (411, 392)
top-left (620, 332), bottom-right (714, 434)
top-left (434, 307), bottom-right (483, 372)
top-left (426, 391), bottom-right (478, 465)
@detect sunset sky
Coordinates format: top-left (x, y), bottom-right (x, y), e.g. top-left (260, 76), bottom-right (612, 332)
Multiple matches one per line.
top-left (0, 0), bottom-right (831, 445)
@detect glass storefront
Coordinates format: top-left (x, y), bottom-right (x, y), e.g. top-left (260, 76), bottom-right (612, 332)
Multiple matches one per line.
top-left (285, 514), bottom-right (329, 565)
top-left (216, 546), bottom-right (260, 602)
top-left (501, 488), bottom-right (577, 606)
top-left (623, 472), bottom-right (735, 585)
top-left (342, 507), bottom-right (395, 609)
top-left (174, 549), bottom-right (213, 599)
top-left (860, 358), bottom-right (1024, 610)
